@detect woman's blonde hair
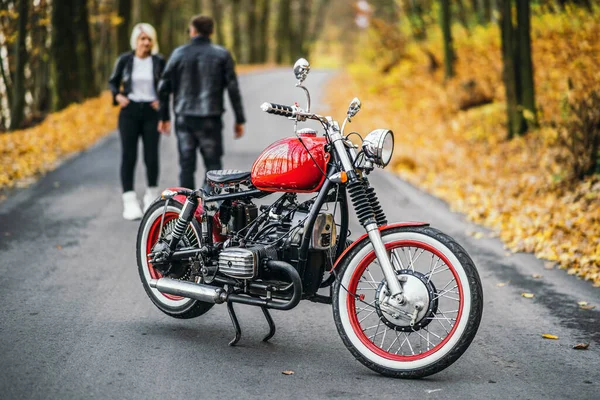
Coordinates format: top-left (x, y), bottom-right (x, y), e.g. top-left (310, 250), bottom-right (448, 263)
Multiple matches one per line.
top-left (130, 23), bottom-right (159, 55)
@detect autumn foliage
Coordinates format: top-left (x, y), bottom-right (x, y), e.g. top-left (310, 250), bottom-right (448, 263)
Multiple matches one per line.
top-left (0, 92), bottom-right (119, 192)
top-left (329, 8), bottom-right (600, 285)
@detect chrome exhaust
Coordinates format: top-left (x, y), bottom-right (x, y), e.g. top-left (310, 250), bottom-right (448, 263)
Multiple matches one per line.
top-left (149, 278), bottom-right (227, 304)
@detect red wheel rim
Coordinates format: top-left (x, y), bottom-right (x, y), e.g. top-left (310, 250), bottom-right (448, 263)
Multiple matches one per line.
top-left (146, 212), bottom-right (184, 301)
top-left (347, 240), bottom-right (464, 361)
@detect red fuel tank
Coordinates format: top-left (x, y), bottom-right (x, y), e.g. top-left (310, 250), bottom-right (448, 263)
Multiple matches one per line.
top-left (251, 135), bottom-right (329, 192)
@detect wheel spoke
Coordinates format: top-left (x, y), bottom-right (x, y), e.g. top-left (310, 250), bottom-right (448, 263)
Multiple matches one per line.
top-left (405, 333), bottom-right (415, 355)
top-left (358, 309), bottom-right (377, 323)
top-left (411, 327), bottom-right (436, 349)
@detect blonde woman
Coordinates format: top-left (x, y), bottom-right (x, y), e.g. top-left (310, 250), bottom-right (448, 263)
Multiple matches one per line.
top-left (108, 23), bottom-right (166, 220)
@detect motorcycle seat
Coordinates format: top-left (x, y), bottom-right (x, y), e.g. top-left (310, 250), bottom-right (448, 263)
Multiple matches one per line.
top-left (206, 169), bottom-right (251, 184)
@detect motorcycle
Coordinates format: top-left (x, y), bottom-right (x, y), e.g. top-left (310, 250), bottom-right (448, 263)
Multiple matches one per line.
top-left (136, 59), bottom-right (483, 378)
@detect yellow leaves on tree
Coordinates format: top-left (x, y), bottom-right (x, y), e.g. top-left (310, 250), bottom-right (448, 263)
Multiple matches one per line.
top-left (327, 9), bottom-right (600, 285)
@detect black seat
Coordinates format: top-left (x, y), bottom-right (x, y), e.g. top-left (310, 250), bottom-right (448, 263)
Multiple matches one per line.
top-left (206, 169), bottom-right (251, 184)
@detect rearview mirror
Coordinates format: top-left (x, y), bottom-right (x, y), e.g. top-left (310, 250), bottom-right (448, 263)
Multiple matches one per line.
top-left (293, 58), bottom-right (310, 84)
top-left (347, 97), bottom-right (361, 118)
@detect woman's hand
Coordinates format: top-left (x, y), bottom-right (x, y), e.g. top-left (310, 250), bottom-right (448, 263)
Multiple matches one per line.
top-left (151, 100), bottom-right (159, 111)
top-left (116, 94), bottom-right (130, 108)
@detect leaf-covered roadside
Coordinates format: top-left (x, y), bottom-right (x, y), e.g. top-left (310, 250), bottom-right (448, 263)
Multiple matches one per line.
top-left (327, 9), bottom-right (600, 285)
top-left (0, 92), bottom-right (119, 192)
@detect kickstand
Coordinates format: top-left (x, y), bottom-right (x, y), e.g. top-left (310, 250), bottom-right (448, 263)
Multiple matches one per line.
top-left (227, 301), bottom-right (241, 346)
top-left (261, 307), bottom-right (276, 342)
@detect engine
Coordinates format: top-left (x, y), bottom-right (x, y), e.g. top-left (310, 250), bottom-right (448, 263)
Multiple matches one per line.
top-left (215, 198), bottom-right (337, 295)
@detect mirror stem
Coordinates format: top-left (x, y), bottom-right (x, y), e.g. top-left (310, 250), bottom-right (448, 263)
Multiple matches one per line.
top-left (341, 117), bottom-right (350, 135)
top-left (296, 84), bottom-right (311, 113)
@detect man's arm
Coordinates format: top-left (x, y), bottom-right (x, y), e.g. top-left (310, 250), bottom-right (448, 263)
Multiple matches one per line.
top-left (224, 52), bottom-right (246, 125)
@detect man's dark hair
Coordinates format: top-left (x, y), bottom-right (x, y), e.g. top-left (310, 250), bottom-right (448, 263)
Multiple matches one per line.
top-left (190, 15), bottom-right (214, 37)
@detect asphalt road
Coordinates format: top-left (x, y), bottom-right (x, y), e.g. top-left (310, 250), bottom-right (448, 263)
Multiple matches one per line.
top-left (0, 69), bottom-right (598, 400)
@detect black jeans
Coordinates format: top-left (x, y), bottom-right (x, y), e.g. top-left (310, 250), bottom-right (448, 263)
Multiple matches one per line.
top-left (118, 101), bottom-right (160, 192)
top-left (175, 115), bottom-right (223, 190)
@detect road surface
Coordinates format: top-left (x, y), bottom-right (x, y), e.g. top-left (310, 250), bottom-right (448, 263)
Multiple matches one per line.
top-left (0, 69), bottom-right (598, 400)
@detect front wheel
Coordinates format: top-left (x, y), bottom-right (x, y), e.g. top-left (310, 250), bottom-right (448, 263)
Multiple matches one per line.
top-left (332, 226), bottom-right (483, 378)
top-left (136, 199), bottom-right (214, 319)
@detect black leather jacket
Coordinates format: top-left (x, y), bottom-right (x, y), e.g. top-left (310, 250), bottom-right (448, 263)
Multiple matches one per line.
top-left (157, 36), bottom-right (245, 124)
top-left (108, 52), bottom-right (166, 105)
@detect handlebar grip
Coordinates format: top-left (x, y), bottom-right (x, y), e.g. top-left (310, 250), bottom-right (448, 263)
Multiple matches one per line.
top-left (261, 102), bottom-right (295, 117)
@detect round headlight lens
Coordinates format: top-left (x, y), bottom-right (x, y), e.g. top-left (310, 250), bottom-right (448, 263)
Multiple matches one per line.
top-left (362, 129), bottom-right (394, 167)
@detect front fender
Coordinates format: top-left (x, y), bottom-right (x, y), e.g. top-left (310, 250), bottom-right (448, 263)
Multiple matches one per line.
top-left (331, 222), bottom-right (430, 273)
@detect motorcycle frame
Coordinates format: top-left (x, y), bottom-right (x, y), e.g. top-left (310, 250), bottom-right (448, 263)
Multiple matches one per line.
top-left (177, 151), bottom-right (349, 285)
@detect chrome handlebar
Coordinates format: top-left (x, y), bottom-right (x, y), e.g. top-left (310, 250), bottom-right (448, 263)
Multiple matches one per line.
top-left (260, 102), bottom-right (329, 125)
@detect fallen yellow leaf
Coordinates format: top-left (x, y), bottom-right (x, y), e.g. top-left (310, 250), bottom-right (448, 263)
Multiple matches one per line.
top-left (542, 334), bottom-right (559, 340)
top-left (473, 232), bottom-right (484, 239)
top-left (496, 282), bottom-right (507, 287)
top-left (522, 293), bottom-right (535, 298)
top-left (580, 305), bottom-right (596, 310)
top-left (282, 370), bottom-right (295, 375)
top-left (577, 301), bottom-right (588, 306)
top-left (532, 274), bottom-right (542, 279)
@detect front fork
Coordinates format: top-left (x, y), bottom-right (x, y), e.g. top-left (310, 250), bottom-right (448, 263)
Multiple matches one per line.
top-left (365, 223), bottom-right (405, 305)
top-left (327, 124), bottom-right (404, 303)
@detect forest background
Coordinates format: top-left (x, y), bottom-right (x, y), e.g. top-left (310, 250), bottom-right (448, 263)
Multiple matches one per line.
top-left (0, 0), bottom-right (599, 285)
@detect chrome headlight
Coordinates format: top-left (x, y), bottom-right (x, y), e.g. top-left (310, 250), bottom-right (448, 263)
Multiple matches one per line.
top-left (362, 129), bottom-right (394, 167)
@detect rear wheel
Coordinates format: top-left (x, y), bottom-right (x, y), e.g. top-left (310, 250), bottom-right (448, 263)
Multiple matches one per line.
top-left (332, 226), bottom-right (483, 378)
top-left (136, 199), bottom-right (214, 319)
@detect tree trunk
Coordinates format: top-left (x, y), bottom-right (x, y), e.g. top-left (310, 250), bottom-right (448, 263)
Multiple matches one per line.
top-left (76, 0), bottom-right (98, 99)
top-left (31, 0), bottom-right (51, 119)
top-left (456, 0), bottom-right (470, 32)
top-left (440, 0), bottom-right (454, 80)
top-left (246, 0), bottom-right (257, 63)
top-left (275, 0), bottom-right (291, 64)
top-left (258, 0), bottom-right (271, 63)
top-left (516, 0), bottom-right (536, 128)
top-left (1, 45), bottom-right (13, 109)
top-left (480, 0), bottom-right (492, 24)
top-left (51, 0), bottom-right (82, 110)
top-left (499, 0), bottom-right (522, 138)
top-left (210, 0), bottom-right (225, 46)
top-left (230, 0), bottom-right (242, 62)
top-left (117, 0), bottom-right (132, 54)
top-left (9, 0), bottom-right (29, 130)
top-left (308, 0), bottom-right (331, 52)
top-left (297, 0), bottom-right (311, 59)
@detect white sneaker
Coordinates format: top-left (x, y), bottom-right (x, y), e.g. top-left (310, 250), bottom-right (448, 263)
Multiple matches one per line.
top-left (122, 191), bottom-right (143, 220)
top-left (143, 187), bottom-right (159, 212)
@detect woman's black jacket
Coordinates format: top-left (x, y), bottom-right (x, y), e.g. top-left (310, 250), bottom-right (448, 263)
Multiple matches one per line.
top-left (108, 52), bottom-right (166, 106)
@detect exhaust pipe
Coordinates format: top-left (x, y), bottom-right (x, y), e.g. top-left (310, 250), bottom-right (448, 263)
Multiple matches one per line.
top-left (149, 278), bottom-right (227, 304)
top-left (149, 260), bottom-right (301, 310)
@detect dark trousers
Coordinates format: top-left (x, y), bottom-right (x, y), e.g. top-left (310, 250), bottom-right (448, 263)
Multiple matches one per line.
top-left (175, 115), bottom-right (223, 190)
top-left (118, 101), bottom-right (160, 192)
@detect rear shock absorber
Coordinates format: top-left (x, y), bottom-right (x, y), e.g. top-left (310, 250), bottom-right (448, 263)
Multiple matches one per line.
top-left (347, 180), bottom-right (375, 227)
top-left (169, 196), bottom-right (199, 251)
top-left (365, 185), bottom-right (387, 226)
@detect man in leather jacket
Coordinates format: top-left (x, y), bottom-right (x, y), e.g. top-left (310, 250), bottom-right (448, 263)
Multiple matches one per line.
top-left (157, 15), bottom-right (245, 190)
